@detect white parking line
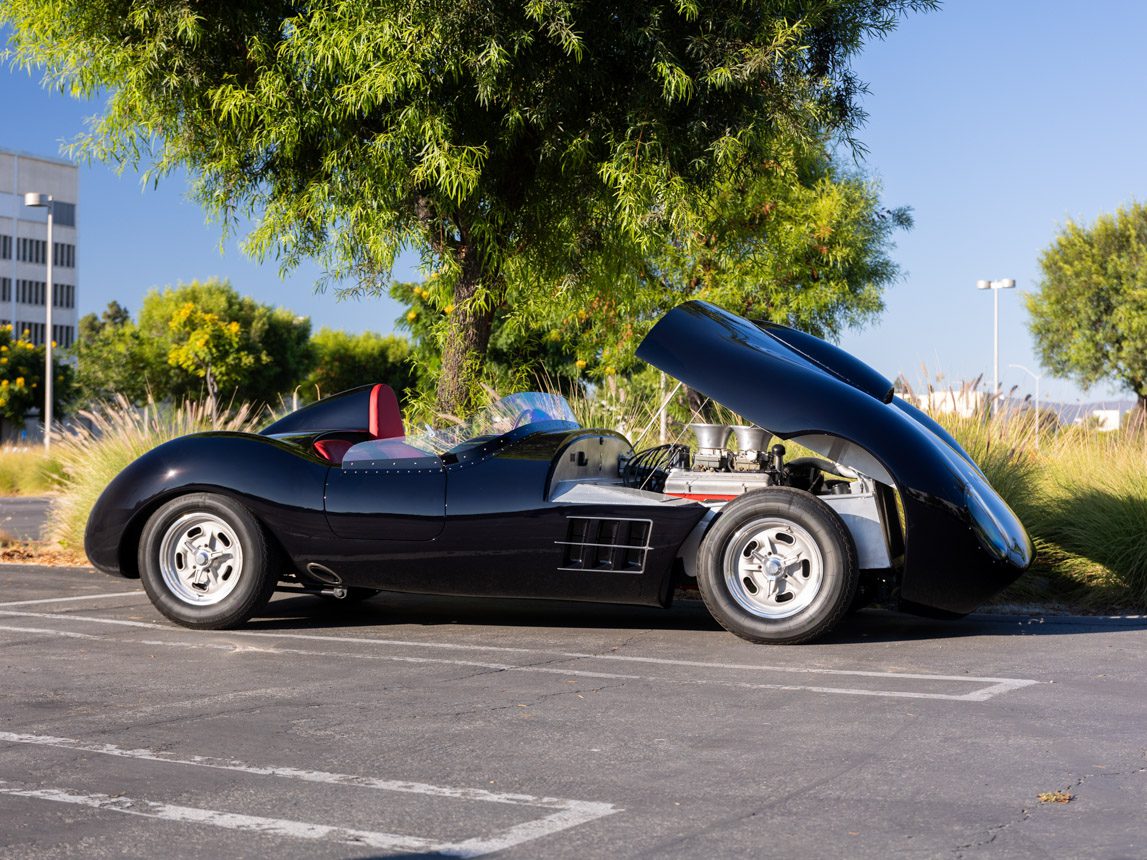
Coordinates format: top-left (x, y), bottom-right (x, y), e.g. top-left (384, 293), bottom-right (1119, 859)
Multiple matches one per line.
top-left (0, 606), bottom-right (1036, 687)
top-left (0, 731), bottom-right (603, 808)
top-left (0, 591), bottom-right (143, 608)
top-left (0, 733), bottom-right (619, 856)
top-left (0, 782), bottom-right (438, 853)
top-left (0, 614), bottom-right (1040, 701)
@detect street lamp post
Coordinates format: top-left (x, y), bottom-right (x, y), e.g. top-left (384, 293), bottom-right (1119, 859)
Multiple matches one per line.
top-left (976, 278), bottom-right (1016, 416)
top-left (1009, 363), bottom-right (1043, 450)
top-left (23, 192), bottom-right (54, 451)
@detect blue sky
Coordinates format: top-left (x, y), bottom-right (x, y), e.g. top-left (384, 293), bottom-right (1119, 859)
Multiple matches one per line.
top-left (2, 1), bottom-right (1144, 404)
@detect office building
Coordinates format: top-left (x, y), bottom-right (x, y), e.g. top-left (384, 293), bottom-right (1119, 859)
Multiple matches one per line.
top-left (0, 149), bottom-right (79, 349)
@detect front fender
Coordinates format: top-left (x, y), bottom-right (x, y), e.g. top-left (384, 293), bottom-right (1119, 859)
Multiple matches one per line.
top-left (637, 301), bottom-right (1033, 615)
top-left (84, 432), bottom-right (330, 577)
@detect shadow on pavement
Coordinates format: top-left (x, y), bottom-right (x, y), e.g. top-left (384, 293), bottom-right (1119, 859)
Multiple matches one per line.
top-left (246, 590), bottom-right (1147, 643)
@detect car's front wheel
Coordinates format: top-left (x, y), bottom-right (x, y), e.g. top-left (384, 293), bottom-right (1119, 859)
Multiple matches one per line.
top-left (138, 493), bottom-right (278, 629)
top-left (696, 488), bottom-right (858, 644)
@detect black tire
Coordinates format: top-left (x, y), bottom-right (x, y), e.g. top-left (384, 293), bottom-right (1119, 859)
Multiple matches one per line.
top-left (137, 493), bottom-right (279, 629)
top-left (696, 487), bottom-right (858, 644)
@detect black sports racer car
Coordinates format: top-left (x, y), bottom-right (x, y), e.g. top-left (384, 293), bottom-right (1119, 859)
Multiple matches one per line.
top-left (86, 301), bottom-right (1033, 644)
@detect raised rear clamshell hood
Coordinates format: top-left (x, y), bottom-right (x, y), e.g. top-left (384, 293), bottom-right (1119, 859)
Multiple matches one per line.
top-left (637, 300), bottom-right (1033, 616)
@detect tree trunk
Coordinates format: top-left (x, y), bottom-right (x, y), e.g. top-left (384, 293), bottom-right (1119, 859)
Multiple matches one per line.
top-left (434, 243), bottom-right (497, 418)
top-left (205, 364), bottom-right (219, 423)
top-left (1130, 393), bottom-right (1147, 435)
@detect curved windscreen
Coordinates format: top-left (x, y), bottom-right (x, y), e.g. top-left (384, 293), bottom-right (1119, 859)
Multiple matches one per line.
top-left (342, 392), bottom-right (579, 466)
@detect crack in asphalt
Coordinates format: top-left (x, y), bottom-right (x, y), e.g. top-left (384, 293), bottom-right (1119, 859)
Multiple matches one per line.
top-left (952, 758), bottom-right (1147, 857)
top-left (635, 713), bottom-right (923, 856)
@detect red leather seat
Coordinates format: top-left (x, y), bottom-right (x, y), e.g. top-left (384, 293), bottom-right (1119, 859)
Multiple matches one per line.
top-left (369, 383), bottom-right (404, 439)
top-left (313, 384), bottom-right (405, 464)
top-left (313, 438), bottom-right (356, 463)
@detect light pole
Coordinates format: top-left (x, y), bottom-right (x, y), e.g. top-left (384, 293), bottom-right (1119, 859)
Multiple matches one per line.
top-left (1009, 363), bottom-right (1043, 450)
top-left (976, 278), bottom-right (1016, 416)
top-left (23, 193), bottom-right (54, 451)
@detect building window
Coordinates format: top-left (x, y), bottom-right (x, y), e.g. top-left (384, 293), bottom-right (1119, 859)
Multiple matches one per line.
top-left (52, 324), bottom-right (74, 348)
top-left (1, 278), bottom-right (8, 302)
top-left (53, 242), bottom-right (76, 269)
top-left (52, 201), bottom-right (76, 228)
top-left (52, 284), bottom-right (76, 309)
top-left (15, 280), bottom-right (51, 305)
top-left (15, 321), bottom-right (46, 346)
top-left (17, 239), bottom-right (47, 265)
top-left (0, 235), bottom-right (10, 260)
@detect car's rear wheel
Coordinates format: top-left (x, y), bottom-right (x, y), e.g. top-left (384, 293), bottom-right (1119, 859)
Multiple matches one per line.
top-left (696, 488), bottom-right (858, 644)
top-left (138, 493), bottom-right (278, 629)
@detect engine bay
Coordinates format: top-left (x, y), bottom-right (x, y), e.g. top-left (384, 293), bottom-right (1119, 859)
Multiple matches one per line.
top-left (621, 423), bottom-right (857, 501)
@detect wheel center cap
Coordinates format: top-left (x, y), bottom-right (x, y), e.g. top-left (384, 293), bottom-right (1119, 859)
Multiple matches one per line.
top-left (194, 549), bottom-right (210, 566)
top-left (763, 556), bottom-right (783, 577)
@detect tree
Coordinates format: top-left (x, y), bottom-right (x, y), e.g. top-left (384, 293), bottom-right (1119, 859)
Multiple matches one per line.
top-left (502, 141), bottom-right (912, 374)
top-left (166, 303), bottom-right (258, 402)
top-left (300, 328), bottom-right (417, 402)
top-left (138, 280), bottom-right (314, 404)
top-left (70, 281), bottom-right (313, 408)
top-left (72, 301), bottom-right (154, 404)
top-left (0, 324), bottom-right (72, 431)
top-left (1028, 202), bottom-right (1147, 431)
top-left (394, 142), bottom-right (910, 386)
top-left (4, 0), bottom-right (935, 415)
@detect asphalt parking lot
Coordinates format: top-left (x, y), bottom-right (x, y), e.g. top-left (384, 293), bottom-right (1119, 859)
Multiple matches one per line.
top-left (1, 565), bottom-right (1146, 858)
top-left (0, 497), bottom-right (51, 542)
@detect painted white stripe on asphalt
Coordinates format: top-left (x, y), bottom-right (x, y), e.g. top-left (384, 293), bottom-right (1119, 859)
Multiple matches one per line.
top-left (0, 606), bottom-right (1038, 684)
top-left (0, 735), bottom-right (619, 856)
top-left (0, 781), bottom-right (437, 853)
top-left (0, 618), bottom-right (1038, 701)
top-left (0, 730), bottom-right (605, 810)
top-left (0, 591), bottom-right (143, 607)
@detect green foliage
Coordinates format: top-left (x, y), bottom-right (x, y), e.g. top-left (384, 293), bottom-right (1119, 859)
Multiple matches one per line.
top-left (1029, 202), bottom-right (1147, 426)
top-left (0, 324), bottom-right (72, 425)
top-left (47, 395), bottom-right (263, 550)
top-left (0, 447), bottom-right (62, 496)
top-left (300, 327), bottom-right (417, 402)
top-left (71, 280), bottom-right (313, 408)
top-left (934, 410), bottom-right (1147, 610)
top-left (72, 301), bottom-right (153, 404)
top-left (3, 0), bottom-right (935, 414)
top-left (138, 280), bottom-right (314, 403)
top-left (166, 302), bottom-right (258, 400)
top-left (393, 143), bottom-right (911, 391)
top-left (495, 142), bottom-right (912, 376)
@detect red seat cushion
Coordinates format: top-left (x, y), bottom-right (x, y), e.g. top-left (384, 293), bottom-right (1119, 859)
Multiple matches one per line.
top-left (369, 383), bottom-right (404, 439)
top-left (314, 438), bottom-right (354, 464)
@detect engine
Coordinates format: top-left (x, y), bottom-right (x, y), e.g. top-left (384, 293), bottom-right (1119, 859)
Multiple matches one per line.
top-left (621, 423), bottom-right (853, 502)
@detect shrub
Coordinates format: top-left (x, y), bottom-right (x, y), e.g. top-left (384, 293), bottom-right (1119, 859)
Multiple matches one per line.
top-left (935, 408), bottom-right (1147, 609)
top-left (0, 447), bottom-right (62, 496)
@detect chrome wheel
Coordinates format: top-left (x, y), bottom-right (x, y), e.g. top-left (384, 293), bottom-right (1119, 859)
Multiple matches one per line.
top-left (723, 518), bottom-right (824, 620)
top-left (157, 512), bottom-right (245, 606)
